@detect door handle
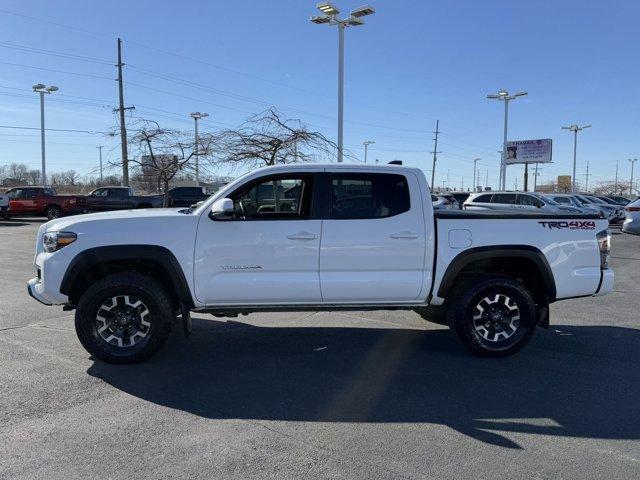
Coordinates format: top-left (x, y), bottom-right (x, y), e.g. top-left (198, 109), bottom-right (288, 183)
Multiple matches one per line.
top-left (287, 232), bottom-right (318, 241)
top-left (390, 231), bottom-right (419, 239)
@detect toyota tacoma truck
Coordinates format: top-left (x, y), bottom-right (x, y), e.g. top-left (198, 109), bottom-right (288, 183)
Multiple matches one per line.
top-left (27, 164), bottom-right (614, 363)
top-left (83, 186), bottom-right (164, 212)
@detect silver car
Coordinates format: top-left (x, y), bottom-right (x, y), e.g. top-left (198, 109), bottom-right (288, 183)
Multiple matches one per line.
top-left (575, 194), bottom-right (623, 222)
top-left (622, 197), bottom-right (640, 234)
top-left (545, 193), bottom-right (602, 215)
top-left (463, 191), bottom-right (583, 213)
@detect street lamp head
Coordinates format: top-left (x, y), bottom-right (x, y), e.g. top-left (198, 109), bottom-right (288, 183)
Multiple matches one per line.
top-left (582, 124), bottom-right (591, 129)
top-left (363, 140), bottom-right (375, 146)
top-left (498, 90), bottom-right (509, 97)
top-left (486, 94), bottom-right (500, 99)
top-left (317, 2), bottom-right (340, 15)
top-left (32, 83), bottom-right (46, 91)
top-left (310, 15), bottom-right (331, 24)
top-left (190, 111), bottom-right (209, 120)
top-left (346, 16), bottom-right (365, 26)
top-left (350, 5), bottom-right (375, 17)
top-left (514, 91), bottom-right (528, 97)
top-left (47, 86), bottom-right (59, 93)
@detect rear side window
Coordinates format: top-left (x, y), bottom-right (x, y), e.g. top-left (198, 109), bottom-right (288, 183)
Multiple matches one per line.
top-left (330, 173), bottom-right (410, 219)
top-left (554, 196), bottom-right (571, 205)
top-left (473, 194), bottom-right (492, 203)
top-left (43, 188), bottom-right (56, 196)
top-left (491, 193), bottom-right (517, 204)
top-left (110, 188), bottom-right (128, 198)
top-left (172, 187), bottom-right (202, 195)
top-left (517, 194), bottom-right (537, 206)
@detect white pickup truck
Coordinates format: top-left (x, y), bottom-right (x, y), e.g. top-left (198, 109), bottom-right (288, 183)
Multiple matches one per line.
top-left (27, 164), bottom-right (614, 363)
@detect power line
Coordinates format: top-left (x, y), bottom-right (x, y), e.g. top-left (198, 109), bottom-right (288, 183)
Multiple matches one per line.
top-left (0, 60), bottom-right (113, 81)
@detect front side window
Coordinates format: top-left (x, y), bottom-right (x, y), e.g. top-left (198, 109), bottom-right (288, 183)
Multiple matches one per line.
top-left (517, 194), bottom-right (537, 206)
top-left (231, 175), bottom-right (311, 220)
top-left (92, 188), bottom-right (107, 197)
top-left (330, 173), bottom-right (410, 219)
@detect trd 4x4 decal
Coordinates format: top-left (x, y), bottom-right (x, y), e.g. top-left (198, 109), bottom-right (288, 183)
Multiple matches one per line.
top-left (538, 220), bottom-right (596, 230)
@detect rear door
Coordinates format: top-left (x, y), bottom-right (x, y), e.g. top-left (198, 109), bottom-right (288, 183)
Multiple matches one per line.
top-left (319, 171), bottom-right (427, 303)
top-left (490, 193), bottom-right (517, 210)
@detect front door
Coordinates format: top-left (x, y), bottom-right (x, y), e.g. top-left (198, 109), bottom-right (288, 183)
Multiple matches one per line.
top-left (319, 172), bottom-right (428, 303)
top-left (194, 173), bottom-right (322, 305)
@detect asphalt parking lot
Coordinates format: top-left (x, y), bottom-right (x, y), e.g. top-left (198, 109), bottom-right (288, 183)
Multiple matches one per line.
top-left (1, 218), bottom-right (639, 480)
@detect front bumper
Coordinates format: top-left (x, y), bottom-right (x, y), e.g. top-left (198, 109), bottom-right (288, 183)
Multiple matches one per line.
top-left (27, 277), bottom-right (53, 305)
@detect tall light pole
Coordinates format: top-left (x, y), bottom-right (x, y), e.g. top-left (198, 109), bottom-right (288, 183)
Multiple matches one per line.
top-left (614, 159), bottom-right (619, 195)
top-left (486, 90), bottom-right (527, 190)
top-left (362, 140), bottom-right (375, 163)
top-left (561, 124), bottom-right (591, 193)
top-left (630, 158), bottom-right (638, 196)
top-left (473, 157), bottom-right (480, 192)
top-left (96, 146), bottom-right (104, 184)
top-left (32, 84), bottom-right (58, 186)
top-left (311, 3), bottom-right (375, 162)
top-left (190, 112), bottom-right (209, 186)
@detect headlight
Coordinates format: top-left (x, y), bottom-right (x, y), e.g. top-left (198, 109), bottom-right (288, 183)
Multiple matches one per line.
top-left (43, 231), bottom-right (77, 253)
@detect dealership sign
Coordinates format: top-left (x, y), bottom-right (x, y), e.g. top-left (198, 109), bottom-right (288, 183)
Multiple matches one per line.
top-left (505, 139), bottom-right (552, 164)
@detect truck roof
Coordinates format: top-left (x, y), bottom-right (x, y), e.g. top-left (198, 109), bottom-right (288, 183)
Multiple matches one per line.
top-left (250, 162), bottom-right (423, 175)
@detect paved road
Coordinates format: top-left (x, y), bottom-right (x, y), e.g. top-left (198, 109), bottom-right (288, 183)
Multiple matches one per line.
top-left (1, 219), bottom-right (639, 479)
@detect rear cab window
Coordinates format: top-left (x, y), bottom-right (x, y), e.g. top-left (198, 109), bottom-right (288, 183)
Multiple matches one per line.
top-left (330, 173), bottom-right (410, 219)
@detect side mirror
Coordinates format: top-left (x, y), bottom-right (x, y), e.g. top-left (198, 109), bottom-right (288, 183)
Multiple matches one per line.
top-left (534, 201), bottom-right (544, 208)
top-left (210, 198), bottom-right (234, 220)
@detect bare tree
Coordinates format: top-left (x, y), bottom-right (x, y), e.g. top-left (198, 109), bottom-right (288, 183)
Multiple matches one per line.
top-left (216, 108), bottom-right (338, 168)
top-left (120, 119), bottom-right (216, 206)
top-left (27, 170), bottom-right (41, 185)
top-left (61, 170), bottom-right (80, 186)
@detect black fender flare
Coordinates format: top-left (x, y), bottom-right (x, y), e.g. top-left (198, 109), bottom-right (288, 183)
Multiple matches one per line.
top-left (60, 245), bottom-right (194, 307)
top-left (436, 245), bottom-right (557, 302)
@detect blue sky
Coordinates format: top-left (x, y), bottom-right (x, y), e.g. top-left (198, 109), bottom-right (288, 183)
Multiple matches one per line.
top-left (0, 0), bottom-right (638, 190)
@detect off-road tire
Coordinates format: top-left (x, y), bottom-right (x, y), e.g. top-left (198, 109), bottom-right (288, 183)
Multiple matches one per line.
top-left (45, 205), bottom-right (62, 220)
top-left (447, 274), bottom-right (536, 357)
top-left (75, 272), bottom-right (174, 364)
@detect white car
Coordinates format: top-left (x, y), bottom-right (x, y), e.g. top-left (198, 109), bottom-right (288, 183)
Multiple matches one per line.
top-left (464, 191), bottom-right (583, 214)
top-left (623, 197), bottom-right (640, 234)
top-left (28, 164), bottom-right (613, 363)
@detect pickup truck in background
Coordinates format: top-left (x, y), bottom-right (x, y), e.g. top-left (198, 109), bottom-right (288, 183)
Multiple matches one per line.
top-left (5, 186), bottom-right (85, 220)
top-left (83, 186), bottom-right (164, 212)
top-left (168, 186), bottom-right (210, 207)
top-left (27, 164), bottom-right (613, 364)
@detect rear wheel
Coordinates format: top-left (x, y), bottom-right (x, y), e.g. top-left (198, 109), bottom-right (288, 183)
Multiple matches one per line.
top-left (75, 272), bottom-right (174, 364)
top-left (45, 205), bottom-right (62, 220)
top-left (447, 274), bottom-right (536, 357)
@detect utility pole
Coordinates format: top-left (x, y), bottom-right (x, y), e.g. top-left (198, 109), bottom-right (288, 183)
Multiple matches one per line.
top-left (584, 161), bottom-right (590, 192)
top-left (116, 38), bottom-right (134, 186)
top-left (97, 146), bottom-right (103, 184)
top-left (515, 177), bottom-right (518, 190)
top-left (630, 158), bottom-right (638, 196)
top-left (485, 170), bottom-right (489, 190)
top-left (614, 160), bottom-right (619, 195)
top-left (523, 163), bottom-right (529, 191)
top-left (190, 112), bottom-right (209, 186)
top-left (430, 120), bottom-right (441, 188)
top-left (473, 158), bottom-right (480, 192)
top-left (533, 163), bottom-right (541, 192)
top-left (363, 140), bottom-right (374, 163)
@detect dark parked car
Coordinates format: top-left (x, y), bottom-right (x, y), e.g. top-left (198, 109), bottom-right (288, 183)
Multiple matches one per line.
top-left (83, 187), bottom-right (163, 212)
top-left (605, 195), bottom-right (631, 206)
top-left (168, 186), bottom-right (210, 207)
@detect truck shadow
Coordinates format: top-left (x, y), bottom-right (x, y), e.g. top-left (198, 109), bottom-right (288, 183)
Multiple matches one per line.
top-left (87, 319), bottom-right (640, 450)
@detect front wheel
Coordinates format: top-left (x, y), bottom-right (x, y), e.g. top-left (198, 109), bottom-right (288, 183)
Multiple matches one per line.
top-left (75, 272), bottom-right (174, 364)
top-left (447, 274), bottom-right (536, 357)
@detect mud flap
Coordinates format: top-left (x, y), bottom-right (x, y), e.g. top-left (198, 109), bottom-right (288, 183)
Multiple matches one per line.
top-left (181, 305), bottom-right (192, 337)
